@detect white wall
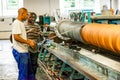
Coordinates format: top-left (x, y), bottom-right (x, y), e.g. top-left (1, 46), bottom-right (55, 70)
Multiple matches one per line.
top-left (24, 0), bottom-right (119, 16)
top-left (24, 0), bottom-right (59, 16)
top-left (119, 0), bottom-right (120, 9)
top-left (117, 0), bottom-right (120, 10)
top-left (0, 0), bottom-right (2, 16)
top-left (0, 17), bottom-right (13, 39)
top-left (112, 0), bottom-right (118, 9)
top-left (100, 0), bottom-right (118, 10)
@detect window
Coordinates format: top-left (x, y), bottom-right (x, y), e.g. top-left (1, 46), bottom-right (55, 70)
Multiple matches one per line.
top-left (0, 0), bottom-right (23, 17)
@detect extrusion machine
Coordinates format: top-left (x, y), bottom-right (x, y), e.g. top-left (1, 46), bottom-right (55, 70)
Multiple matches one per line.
top-left (38, 20), bottom-right (120, 80)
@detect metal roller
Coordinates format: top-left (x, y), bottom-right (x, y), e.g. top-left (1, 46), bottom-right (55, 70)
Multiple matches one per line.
top-left (56, 20), bottom-right (120, 54)
top-left (56, 20), bottom-right (84, 42)
top-left (81, 23), bottom-right (120, 54)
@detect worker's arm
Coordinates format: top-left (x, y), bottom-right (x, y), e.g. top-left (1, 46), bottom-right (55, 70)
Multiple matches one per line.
top-left (14, 34), bottom-right (36, 48)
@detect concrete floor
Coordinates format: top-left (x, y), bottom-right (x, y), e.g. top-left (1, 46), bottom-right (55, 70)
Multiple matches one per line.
top-left (0, 40), bottom-right (50, 80)
top-left (0, 40), bottom-right (18, 80)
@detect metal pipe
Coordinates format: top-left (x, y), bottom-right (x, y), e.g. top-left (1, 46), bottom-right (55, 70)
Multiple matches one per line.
top-left (56, 20), bottom-right (84, 42)
top-left (56, 20), bottom-right (120, 54)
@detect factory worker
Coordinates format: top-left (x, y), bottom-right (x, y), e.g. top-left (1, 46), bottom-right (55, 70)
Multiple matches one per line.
top-left (12, 7), bottom-right (36, 80)
top-left (25, 12), bottom-right (41, 77)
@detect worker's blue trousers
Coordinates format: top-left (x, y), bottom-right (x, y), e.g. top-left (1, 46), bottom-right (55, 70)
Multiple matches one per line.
top-left (12, 49), bottom-right (35, 80)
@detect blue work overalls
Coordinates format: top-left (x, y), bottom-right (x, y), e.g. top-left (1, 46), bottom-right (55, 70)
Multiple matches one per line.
top-left (12, 49), bottom-right (35, 80)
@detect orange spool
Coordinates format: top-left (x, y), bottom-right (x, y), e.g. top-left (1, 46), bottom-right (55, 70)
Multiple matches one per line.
top-left (81, 23), bottom-right (120, 54)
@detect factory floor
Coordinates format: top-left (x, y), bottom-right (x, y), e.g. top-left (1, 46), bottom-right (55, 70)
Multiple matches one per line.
top-left (0, 40), bottom-right (49, 80)
top-left (0, 40), bottom-right (18, 80)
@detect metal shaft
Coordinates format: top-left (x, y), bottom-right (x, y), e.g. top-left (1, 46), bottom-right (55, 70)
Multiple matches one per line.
top-left (56, 20), bottom-right (120, 54)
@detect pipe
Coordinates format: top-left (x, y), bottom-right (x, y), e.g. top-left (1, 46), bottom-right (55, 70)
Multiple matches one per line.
top-left (56, 20), bottom-right (84, 42)
top-left (56, 20), bottom-right (120, 54)
top-left (81, 23), bottom-right (120, 54)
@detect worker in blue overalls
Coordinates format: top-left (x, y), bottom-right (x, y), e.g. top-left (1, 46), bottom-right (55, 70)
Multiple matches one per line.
top-left (12, 7), bottom-right (36, 80)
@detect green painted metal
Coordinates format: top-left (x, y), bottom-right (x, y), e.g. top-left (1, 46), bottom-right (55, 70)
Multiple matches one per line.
top-left (51, 57), bottom-right (59, 71)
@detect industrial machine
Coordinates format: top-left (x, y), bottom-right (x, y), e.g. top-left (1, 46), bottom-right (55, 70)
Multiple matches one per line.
top-left (37, 20), bottom-right (120, 80)
top-left (91, 15), bottom-right (120, 24)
